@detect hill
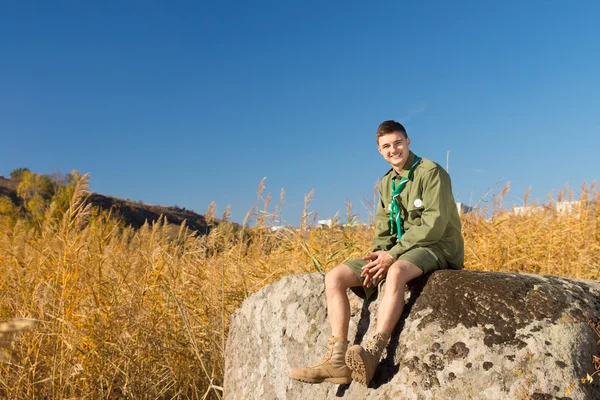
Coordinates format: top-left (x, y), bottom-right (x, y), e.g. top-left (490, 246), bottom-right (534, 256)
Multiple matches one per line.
top-left (0, 176), bottom-right (19, 203)
top-left (0, 175), bottom-right (222, 234)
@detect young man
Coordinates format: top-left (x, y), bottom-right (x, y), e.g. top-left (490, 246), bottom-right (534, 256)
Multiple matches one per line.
top-left (290, 120), bottom-right (464, 386)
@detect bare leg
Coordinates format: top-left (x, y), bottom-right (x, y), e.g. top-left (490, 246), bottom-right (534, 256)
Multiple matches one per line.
top-left (345, 260), bottom-right (423, 386)
top-left (289, 265), bottom-right (362, 383)
top-left (375, 260), bottom-right (423, 336)
top-left (325, 264), bottom-right (362, 339)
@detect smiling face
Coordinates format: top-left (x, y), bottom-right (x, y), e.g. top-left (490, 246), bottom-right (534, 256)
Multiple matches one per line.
top-left (377, 131), bottom-right (411, 172)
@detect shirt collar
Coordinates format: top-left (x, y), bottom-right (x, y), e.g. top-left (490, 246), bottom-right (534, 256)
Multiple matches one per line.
top-left (391, 151), bottom-right (416, 179)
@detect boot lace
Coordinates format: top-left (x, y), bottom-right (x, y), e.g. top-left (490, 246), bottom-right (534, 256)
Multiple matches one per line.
top-left (365, 333), bottom-right (387, 356)
top-left (313, 337), bottom-right (346, 366)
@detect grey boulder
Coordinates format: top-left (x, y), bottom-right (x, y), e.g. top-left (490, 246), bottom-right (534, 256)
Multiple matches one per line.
top-left (224, 270), bottom-right (600, 399)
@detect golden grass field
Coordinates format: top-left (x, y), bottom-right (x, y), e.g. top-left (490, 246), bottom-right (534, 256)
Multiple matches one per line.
top-left (0, 175), bottom-right (598, 399)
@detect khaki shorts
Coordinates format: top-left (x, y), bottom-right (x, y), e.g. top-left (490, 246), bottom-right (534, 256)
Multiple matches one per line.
top-left (344, 247), bottom-right (448, 299)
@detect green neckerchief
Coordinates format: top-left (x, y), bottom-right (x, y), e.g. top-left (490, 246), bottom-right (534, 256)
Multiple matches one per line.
top-left (389, 155), bottom-right (422, 237)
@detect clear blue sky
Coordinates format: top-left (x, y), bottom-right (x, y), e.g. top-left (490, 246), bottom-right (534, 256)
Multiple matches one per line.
top-left (2, 1), bottom-right (599, 225)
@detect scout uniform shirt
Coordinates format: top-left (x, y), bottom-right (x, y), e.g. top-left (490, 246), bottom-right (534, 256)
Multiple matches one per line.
top-left (372, 151), bottom-right (464, 269)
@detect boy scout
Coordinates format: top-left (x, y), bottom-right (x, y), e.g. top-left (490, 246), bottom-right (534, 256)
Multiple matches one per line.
top-left (290, 120), bottom-right (464, 386)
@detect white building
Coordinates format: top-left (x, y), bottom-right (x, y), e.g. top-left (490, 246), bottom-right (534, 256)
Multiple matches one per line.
top-left (456, 202), bottom-right (474, 215)
top-left (317, 219), bottom-right (333, 229)
top-left (513, 200), bottom-right (590, 216)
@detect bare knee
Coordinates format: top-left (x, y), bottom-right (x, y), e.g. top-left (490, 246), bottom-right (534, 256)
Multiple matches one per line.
top-left (386, 261), bottom-right (423, 289)
top-left (325, 265), bottom-right (359, 293)
top-left (325, 270), bottom-right (345, 293)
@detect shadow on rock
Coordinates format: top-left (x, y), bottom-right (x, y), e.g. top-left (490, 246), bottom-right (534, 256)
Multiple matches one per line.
top-left (353, 292), bottom-right (376, 346)
top-left (335, 382), bottom-right (351, 397)
top-left (371, 273), bottom-right (432, 389)
top-left (337, 294), bottom-right (376, 397)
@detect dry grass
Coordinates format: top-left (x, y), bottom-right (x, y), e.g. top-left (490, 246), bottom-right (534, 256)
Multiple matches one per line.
top-left (0, 175), bottom-right (598, 398)
top-left (463, 181), bottom-right (600, 279)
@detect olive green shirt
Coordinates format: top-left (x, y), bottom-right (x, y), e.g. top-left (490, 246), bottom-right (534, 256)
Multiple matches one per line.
top-left (372, 151), bottom-right (464, 269)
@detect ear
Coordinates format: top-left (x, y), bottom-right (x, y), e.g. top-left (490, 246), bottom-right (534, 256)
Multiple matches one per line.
top-left (377, 145), bottom-right (383, 155)
top-left (406, 137), bottom-right (411, 147)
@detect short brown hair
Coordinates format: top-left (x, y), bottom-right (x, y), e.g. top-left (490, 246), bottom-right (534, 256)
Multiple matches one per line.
top-left (376, 120), bottom-right (407, 143)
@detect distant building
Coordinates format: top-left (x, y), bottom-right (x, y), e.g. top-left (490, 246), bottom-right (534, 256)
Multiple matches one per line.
top-left (556, 201), bottom-right (581, 215)
top-left (317, 219), bottom-right (333, 229)
top-left (456, 202), bottom-right (474, 215)
top-left (513, 200), bottom-right (592, 216)
top-left (512, 205), bottom-right (546, 216)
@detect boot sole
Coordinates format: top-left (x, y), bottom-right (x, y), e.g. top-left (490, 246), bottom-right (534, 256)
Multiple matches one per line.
top-left (345, 349), bottom-right (368, 386)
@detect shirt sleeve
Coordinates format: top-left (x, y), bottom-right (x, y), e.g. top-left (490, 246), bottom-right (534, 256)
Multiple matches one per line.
top-left (387, 167), bottom-right (452, 261)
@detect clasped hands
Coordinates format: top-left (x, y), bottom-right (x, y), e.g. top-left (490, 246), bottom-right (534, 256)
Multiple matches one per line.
top-left (361, 250), bottom-right (393, 288)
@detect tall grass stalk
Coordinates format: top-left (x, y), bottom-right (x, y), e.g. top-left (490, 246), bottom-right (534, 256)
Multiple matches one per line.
top-left (0, 176), bottom-right (598, 398)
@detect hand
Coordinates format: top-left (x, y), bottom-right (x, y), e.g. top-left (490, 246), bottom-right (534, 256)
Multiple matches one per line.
top-left (361, 251), bottom-right (393, 288)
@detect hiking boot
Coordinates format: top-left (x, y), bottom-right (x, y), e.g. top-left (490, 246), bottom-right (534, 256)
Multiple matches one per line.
top-left (290, 336), bottom-right (351, 384)
top-left (345, 332), bottom-right (389, 386)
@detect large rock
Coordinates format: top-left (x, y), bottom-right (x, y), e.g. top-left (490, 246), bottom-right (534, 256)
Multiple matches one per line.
top-left (224, 271), bottom-right (600, 399)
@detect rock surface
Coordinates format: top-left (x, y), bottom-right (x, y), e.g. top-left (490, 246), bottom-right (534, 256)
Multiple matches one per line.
top-left (224, 270), bottom-right (600, 399)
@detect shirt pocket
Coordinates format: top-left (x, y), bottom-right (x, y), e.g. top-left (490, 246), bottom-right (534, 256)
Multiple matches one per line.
top-left (406, 204), bottom-right (424, 226)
